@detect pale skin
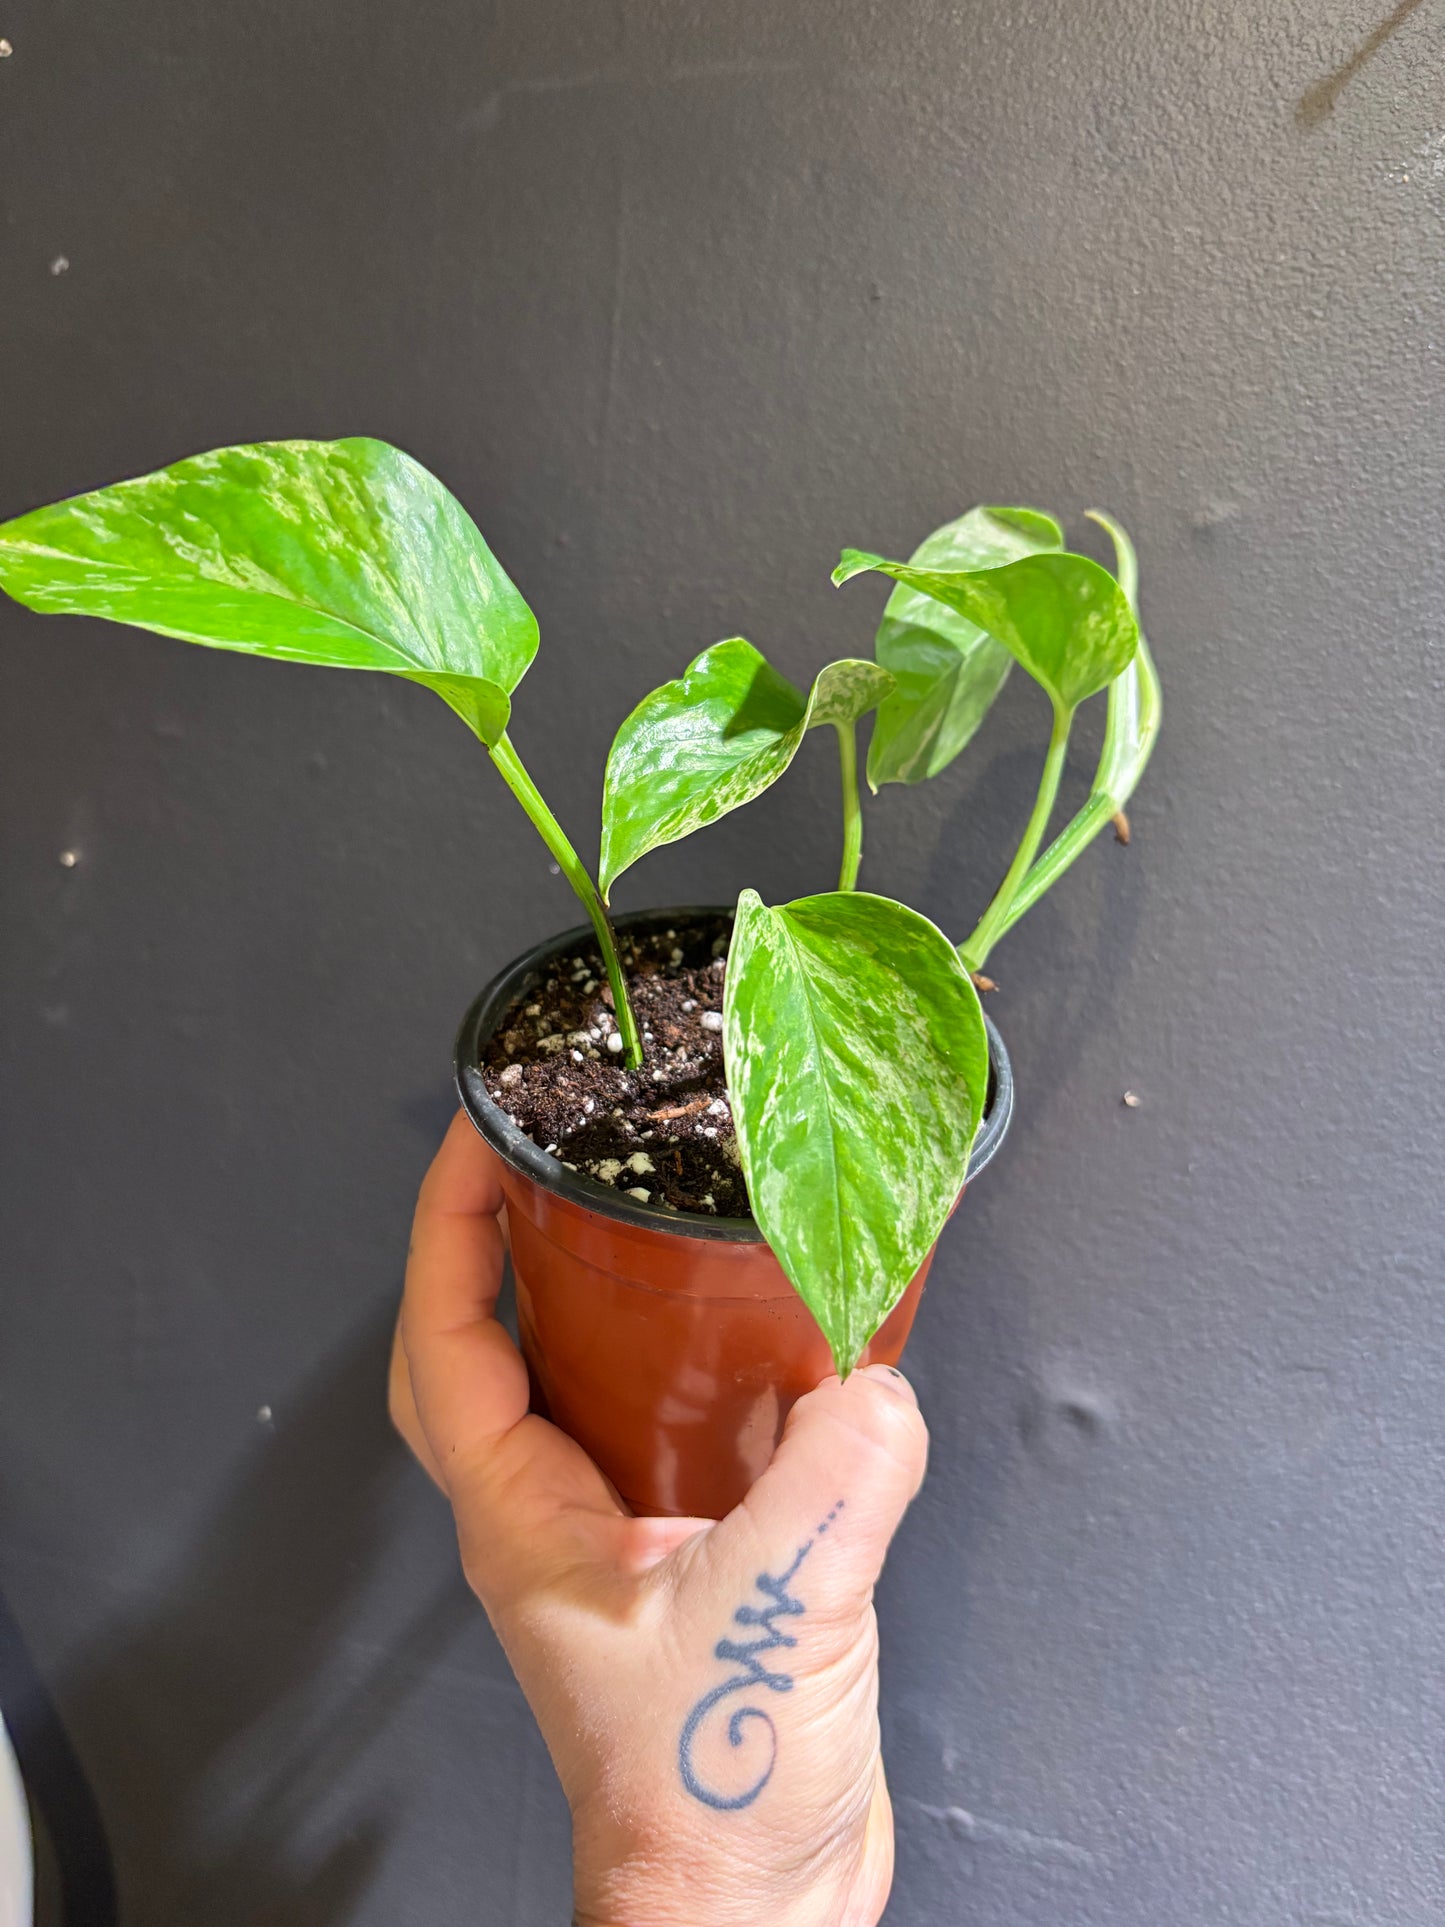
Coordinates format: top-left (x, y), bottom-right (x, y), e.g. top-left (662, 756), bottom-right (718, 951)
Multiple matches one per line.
top-left (390, 1113), bottom-right (930, 1927)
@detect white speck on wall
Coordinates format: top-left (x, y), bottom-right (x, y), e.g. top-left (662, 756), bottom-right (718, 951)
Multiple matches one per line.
top-left (50, 255), bottom-right (69, 276)
top-left (1385, 131), bottom-right (1445, 187)
top-left (58, 849), bottom-right (78, 867)
top-left (257, 1405), bottom-right (273, 1424)
top-left (0, 38), bottom-right (13, 56)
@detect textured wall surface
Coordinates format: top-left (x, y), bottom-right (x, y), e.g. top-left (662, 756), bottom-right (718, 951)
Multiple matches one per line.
top-left (1, 2), bottom-right (1442, 1922)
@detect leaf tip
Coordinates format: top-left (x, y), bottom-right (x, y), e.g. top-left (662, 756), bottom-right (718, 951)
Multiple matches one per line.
top-left (832, 548), bottom-right (883, 588)
top-left (836, 1342), bottom-right (869, 1380)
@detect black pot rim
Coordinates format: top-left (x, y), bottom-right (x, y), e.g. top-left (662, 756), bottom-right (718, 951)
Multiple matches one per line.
top-left (454, 904), bottom-right (1015, 1246)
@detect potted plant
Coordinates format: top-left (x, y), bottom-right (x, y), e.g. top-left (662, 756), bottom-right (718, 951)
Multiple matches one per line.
top-left (0, 439), bottom-right (1159, 1518)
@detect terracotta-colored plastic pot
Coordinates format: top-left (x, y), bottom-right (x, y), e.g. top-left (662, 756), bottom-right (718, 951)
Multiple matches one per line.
top-left (455, 906), bottom-right (1014, 1519)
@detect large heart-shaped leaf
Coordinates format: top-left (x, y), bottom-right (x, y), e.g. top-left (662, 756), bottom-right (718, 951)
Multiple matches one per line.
top-left (600, 641), bottom-right (892, 899)
top-left (835, 545), bottom-right (1138, 714)
top-left (0, 438), bottom-right (536, 746)
top-left (865, 506), bottom-right (1063, 789)
top-left (724, 888), bottom-right (988, 1375)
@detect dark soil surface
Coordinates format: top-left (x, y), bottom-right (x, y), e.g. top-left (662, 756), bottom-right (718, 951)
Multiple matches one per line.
top-left (479, 914), bottom-right (750, 1218)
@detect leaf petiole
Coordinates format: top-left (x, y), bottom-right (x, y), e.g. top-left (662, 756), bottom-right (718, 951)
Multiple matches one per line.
top-left (488, 733), bottom-right (645, 1067)
top-left (958, 700), bottom-right (1074, 972)
top-left (835, 720), bottom-right (863, 891)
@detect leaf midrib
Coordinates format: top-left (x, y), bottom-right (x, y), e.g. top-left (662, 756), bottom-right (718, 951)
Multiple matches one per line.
top-left (773, 909), bottom-right (849, 1337)
top-left (0, 530), bottom-right (486, 687)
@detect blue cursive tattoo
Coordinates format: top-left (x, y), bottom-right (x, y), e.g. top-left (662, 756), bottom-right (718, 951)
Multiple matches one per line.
top-left (678, 1501), bottom-right (844, 1811)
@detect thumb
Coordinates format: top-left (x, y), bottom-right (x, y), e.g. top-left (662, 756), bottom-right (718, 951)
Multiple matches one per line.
top-left (717, 1366), bottom-right (929, 1614)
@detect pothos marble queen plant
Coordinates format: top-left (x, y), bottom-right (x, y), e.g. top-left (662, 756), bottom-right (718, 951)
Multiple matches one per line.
top-left (0, 439), bottom-right (1160, 1374)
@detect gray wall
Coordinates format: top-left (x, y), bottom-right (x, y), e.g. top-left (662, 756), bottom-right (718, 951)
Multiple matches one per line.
top-left (1, 2), bottom-right (1441, 1922)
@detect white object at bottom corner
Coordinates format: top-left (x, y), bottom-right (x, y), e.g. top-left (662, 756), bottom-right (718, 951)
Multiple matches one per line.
top-left (0, 1714), bottom-right (32, 1927)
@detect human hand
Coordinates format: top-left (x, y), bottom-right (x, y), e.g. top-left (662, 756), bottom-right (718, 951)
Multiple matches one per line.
top-left (389, 1114), bottom-right (929, 1927)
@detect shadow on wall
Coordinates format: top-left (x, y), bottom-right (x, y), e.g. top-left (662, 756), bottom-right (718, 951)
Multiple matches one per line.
top-left (8, 1309), bottom-right (477, 1927)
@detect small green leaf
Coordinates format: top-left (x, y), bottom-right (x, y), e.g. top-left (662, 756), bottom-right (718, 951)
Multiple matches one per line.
top-left (724, 888), bottom-right (988, 1376)
top-left (835, 544), bottom-right (1138, 715)
top-left (862, 506), bottom-right (1063, 789)
top-left (992, 510), bottom-right (1162, 940)
top-left (804, 657), bottom-right (896, 728)
top-left (600, 642), bottom-right (893, 899)
top-left (0, 438), bottom-right (536, 745)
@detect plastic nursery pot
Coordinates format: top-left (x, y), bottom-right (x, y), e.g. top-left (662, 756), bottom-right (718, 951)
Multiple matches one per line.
top-left (455, 906), bottom-right (1014, 1521)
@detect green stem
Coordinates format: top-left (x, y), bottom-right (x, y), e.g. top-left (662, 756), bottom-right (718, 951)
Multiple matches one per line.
top-left (488, 732), bottom-right (644, 1068)
top-left (958, 700), bottom-right (1074, 972)
top-left (994, 792), bottom-right (1115, 941)
top-left (836, 721), bottom-right (863, 891)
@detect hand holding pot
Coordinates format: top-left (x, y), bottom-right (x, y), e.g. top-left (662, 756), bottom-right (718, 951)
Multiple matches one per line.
top-left (391, 1114), bottom-right (930, 1927)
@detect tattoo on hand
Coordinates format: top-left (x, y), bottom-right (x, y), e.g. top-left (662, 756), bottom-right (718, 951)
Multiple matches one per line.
top-left (677, 1501), bottom-right (845, 1812)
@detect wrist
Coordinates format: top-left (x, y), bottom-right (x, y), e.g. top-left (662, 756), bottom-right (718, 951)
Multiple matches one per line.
top-left (572, 1844), bottom-right (806, 1927)
top-left (572, 1843), bottom-right (862, 1927)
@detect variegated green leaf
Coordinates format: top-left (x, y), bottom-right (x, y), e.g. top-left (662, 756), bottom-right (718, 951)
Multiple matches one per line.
top-left (993, 510), bottom-right (1163, 939)
top-left (724, 888), bottom-right (989, 1375)
top-left (0, 438), bottom-right (535, 746)
top-left (864, 506), bottom-right (1063, 789)
top-left (835, 543), bottom-right (1138, 714)
top-left (600, 642), bottom-right (893, 899)
top-left (804, 657), bottom-right (895, 727)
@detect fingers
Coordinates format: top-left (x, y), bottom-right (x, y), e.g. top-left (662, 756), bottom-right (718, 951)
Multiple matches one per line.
top-left (398, 1114), bottom-right (626, 1598)
top-left (387, 1314), bottom-right (444, 1489)
top-left (399, 1112), bottom-right (528, 1486)
top-left (715, 1366), bottom-right (929, 1617)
